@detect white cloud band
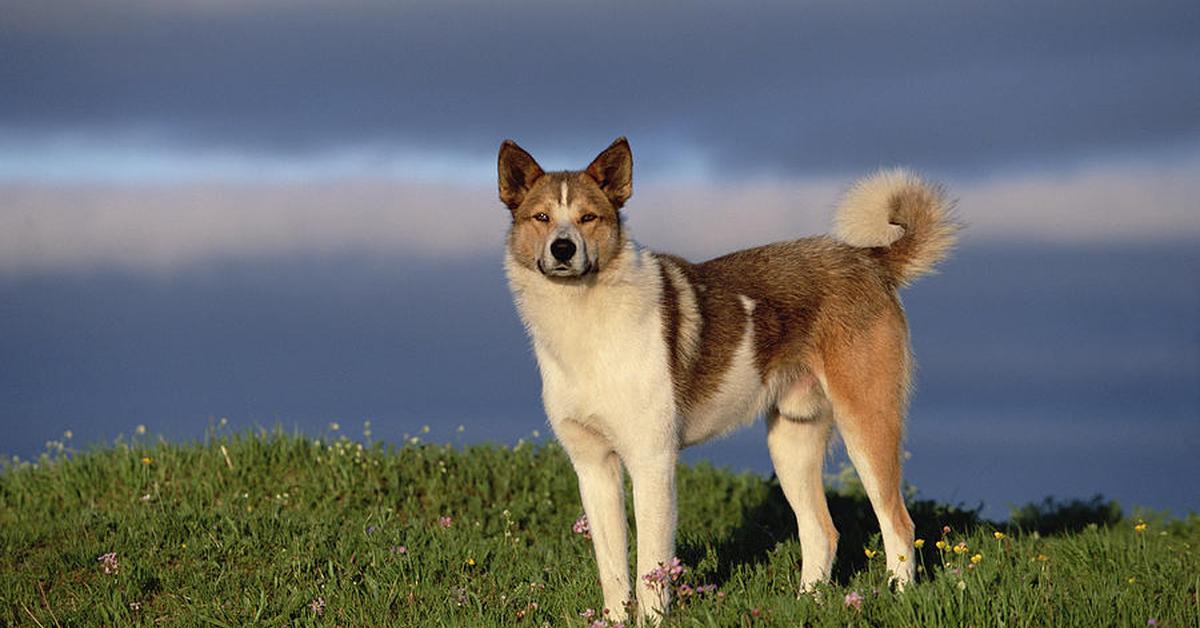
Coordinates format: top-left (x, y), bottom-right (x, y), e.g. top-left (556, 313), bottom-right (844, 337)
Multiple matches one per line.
top-left (2, 158), bottom-right (1197, 275)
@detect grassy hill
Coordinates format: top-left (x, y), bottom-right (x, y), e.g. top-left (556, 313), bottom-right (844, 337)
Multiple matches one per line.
top-left (2, 428), bottom-right (1197, 626)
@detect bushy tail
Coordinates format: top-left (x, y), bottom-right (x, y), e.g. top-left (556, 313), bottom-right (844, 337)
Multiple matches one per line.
top-left (833, 168), bottom-right (960, 286)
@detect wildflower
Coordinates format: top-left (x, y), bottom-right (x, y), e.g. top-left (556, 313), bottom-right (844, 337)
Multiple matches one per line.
top-left (580, 609), bottom-right (596, 620)
top-left (439, 515), bottom-right (453, 528)
top-left (129, 601), bottom-right (141, 611)
top-left (1036, 553), bottom-right (1049, 562)
top-left (141, 456), bottom-right (152, 465)
top-left (309, 596), bottom-right (326, 616)
top-left (64, 430), bottom-right (73, 440)
top-left (697, 584), bottom-right (718, 595)
top-left (1148, 619), bottom-right (1159, 626)
top-left (942, 525), bottom-right (951, 535)
top-left (390, 545), bottom-right (408, 555)
top-left (643, 558), bottom-right (684, 590)
top-left (329, 422), bottom-right (340, 431)
top-left (898, 554), bottom-right (907, 562)
top-left (936, 540), bottom-right (948, 550)
top-left (1134, 521), bottom-right (1148, 534)
top-left (971, 553), bottom-right (983, 565)
top-left (135, 424), bottom-right (146, 435)
top-left (421, 425), bottom-right (430, 434)
top-left (957, 580), bottom-right (967, 591)
top-left (864, 548), bottom-right (877, 559)
top-left (843, 591), bottom-right (863, 610)
top-left (140, 494), bottom-right (151, 502)
top-left (666, 556), bottom-right (684, 579)
top-left (366, 525), bottom-right (377, 535)
top-left (953, 542), bottom-right (968, 555)
top-left (914, 539), bottom-right (925, 549)
top-left (678, 583), bottom-right (695, 598)
top-left (573, 513), bottom-right (592, 539)
top-left (466, 557), bottom-right (476, 566)
top-left (994, 531), bottom-right (1006, 540)
top-left (1128, 577), bottom-right (1137, 585)
top-left (98, 552), bottom-right (119, 575)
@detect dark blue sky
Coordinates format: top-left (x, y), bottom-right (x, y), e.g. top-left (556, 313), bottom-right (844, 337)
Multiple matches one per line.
top-left (1, 0), bottom-right (1198, 519)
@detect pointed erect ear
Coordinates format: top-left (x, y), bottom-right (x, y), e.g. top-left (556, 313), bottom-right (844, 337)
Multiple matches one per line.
top-left (585, 137), bottom-right (633, 208)
top-left (498, 140), bottom-right (544, 210)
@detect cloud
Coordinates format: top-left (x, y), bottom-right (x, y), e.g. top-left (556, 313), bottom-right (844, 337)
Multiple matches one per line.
top-left (3, 156), bottom-right (1197, 275)
top-left (1, 0), bottom-right (1197, 177)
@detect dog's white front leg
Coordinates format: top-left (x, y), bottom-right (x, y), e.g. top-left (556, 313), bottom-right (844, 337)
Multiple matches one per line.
top-left (555, 420), bottom-right (631, 618)
top-left (627, 450), bottom-right (677, 621)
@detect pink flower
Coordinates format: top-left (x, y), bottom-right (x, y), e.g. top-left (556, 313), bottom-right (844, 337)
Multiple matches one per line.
top-left (439, 515), bottom-right (453, 528)
top-left (309, 596), bottom-right (326, 616)
top-left (666, 556), bottom-right (684, 579)
top-left (97, 552), bottom-right (119, 575)
top-left (844, 591), bottom-right (864, 610)
top-left (579, 608), bottom-right (596, 620)
top-left (390, 545), bottom-right (408, 555)
top-left (573, 513), bottom-right (592, 539)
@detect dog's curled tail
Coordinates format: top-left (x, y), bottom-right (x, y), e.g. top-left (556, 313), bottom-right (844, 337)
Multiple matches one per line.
top-left (833, 168), bottom-right (960, 286)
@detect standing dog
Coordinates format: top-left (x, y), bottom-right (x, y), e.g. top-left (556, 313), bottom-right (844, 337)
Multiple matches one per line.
top-left (500, 137), bottom-right (957, 620)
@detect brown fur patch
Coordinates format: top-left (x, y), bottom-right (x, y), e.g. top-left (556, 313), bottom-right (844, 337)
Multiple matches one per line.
top-left (655, 236), bottom-right (900, 412)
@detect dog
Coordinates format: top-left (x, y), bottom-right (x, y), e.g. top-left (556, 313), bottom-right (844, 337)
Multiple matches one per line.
top-left (499, 137), bottom-right (957, 621)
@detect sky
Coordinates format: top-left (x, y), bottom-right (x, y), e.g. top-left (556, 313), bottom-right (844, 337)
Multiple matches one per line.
top-left (1, 0), bottom-right (1198, 518)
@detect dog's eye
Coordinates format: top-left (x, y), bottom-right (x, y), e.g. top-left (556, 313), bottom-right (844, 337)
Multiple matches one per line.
top-left (533, 212), bottom-right (550, 222)
top-left (580, 213), bottom-right (598, 223)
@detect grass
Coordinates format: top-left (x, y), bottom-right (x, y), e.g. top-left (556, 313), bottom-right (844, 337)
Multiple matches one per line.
top-left (2, 426), bottom-right (1197, 626)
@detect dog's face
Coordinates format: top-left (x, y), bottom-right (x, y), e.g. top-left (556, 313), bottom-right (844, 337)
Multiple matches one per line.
top-left (499, 138), bottom-right (632, 278)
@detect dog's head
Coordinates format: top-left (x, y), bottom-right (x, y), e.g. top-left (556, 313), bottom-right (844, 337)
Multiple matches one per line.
top-left (499, 138), bottom-right (632, 279)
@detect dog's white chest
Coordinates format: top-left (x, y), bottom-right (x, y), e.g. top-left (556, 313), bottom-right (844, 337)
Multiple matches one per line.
top-left (508, 251), bottom-right (675, 439)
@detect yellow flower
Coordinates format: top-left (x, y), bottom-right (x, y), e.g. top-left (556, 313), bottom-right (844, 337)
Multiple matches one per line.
top-left (953, 543), bottom-right (968, 555)
top-left (1127, 576), bottom-right (1136, 584)
top-left (141, 456), bottom-right (152, 465)
top-left (1134, 522), bottom-right (1148, 534)
top-left (970, 553), bottom-right (983, 564)
top-left (135, 424), bottom-right (147, 435)
top-left (466, 557), bottom-right (476, 566)
top-left (936, 540), bottom-right (948, 550)
top-left (1036, 554), bottom-right (1049, 562)
top-left (898, 554), bottom-right (907, 562)
top-left (993, 531), bottom-right (1006, 540)
top-left (864, 548), bottom-right (877, 559)
top-left (914, 539), bottom-right (925, 549)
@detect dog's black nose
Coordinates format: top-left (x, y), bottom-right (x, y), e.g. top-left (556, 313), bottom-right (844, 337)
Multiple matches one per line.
top-left (550, 238), bottom-right (576, 263)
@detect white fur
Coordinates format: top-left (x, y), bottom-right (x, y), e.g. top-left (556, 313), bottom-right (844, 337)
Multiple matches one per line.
top-left (661, 261), bottom-right (700, 373)
top-left (833, 167), bottom-right (918, 247)
top-left (508, 240), bottom-right (678, 619)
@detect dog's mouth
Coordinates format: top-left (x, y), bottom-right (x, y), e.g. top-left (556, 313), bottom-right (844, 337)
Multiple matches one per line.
top-left (537, 259), bottom-right (595, 278)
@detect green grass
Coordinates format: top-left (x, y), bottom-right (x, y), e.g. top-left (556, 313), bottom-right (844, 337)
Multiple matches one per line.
top-left (2, 427), bottom-right (1197, 626)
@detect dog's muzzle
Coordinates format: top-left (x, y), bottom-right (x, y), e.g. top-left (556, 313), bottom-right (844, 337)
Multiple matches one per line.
top-left (538, 238), bottom-right (594, 277)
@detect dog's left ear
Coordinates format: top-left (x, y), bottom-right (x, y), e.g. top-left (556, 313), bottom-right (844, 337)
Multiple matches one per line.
top-left (498, 140), bottom-right (545, 211)
top-left (586, 137), bottom-right (633, 208)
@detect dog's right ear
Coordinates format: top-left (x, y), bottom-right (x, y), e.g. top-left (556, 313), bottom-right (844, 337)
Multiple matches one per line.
top-left (498, 140), bottom-right (544, 210)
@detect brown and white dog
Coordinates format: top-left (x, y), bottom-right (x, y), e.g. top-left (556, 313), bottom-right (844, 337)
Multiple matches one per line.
top-left (499, 137), bottom-right (957, 621)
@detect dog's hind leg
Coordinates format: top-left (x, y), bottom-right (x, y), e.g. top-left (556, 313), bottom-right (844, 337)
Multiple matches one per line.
top-left (766, 408), bottom-right (838, 590)
top-left (555, 420), bottom-right (632, 618)
top-left (824, 314), bottom-right (916, 587)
